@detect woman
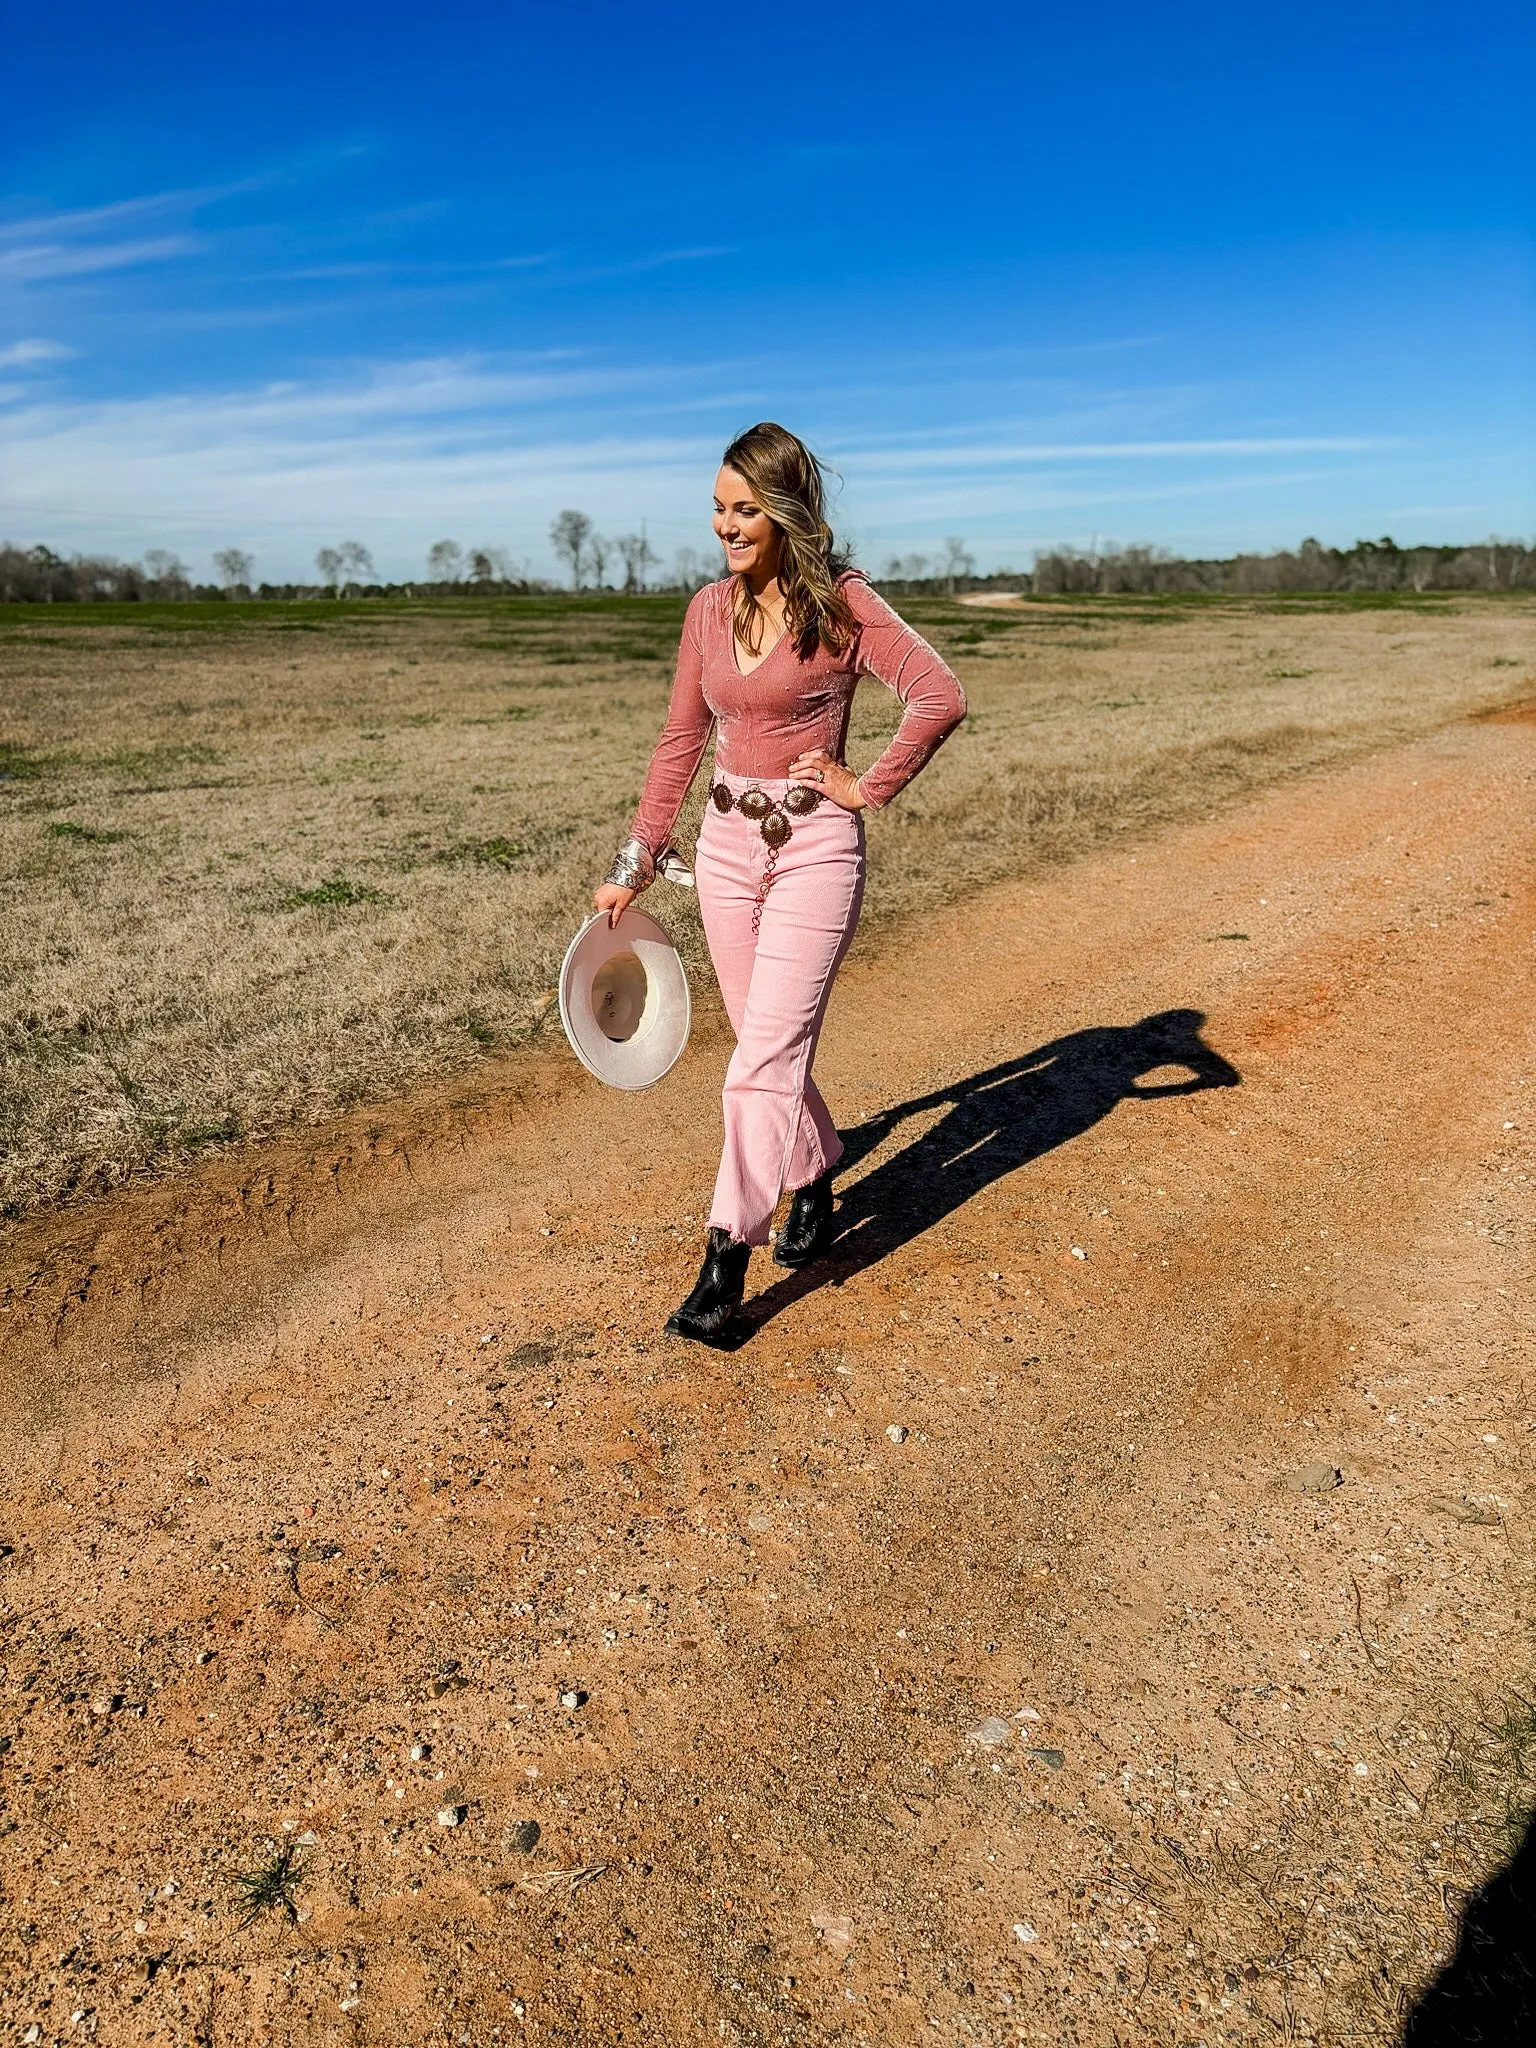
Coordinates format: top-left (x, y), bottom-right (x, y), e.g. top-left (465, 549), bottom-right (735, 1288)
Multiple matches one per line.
top-left (595, 422), bottom-right (966, 1344)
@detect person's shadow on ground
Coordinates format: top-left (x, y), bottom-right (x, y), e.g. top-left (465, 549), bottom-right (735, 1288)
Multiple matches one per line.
top-left (739, 1008), bottom-right (1240, 1338)
top-left (1402, 1811), bottom-right (1536, 2047)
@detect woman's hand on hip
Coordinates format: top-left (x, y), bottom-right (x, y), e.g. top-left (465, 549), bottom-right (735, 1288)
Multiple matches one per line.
top-left (787, 749), bottom-right (866, 811)
top-left (594, 882), bottom-right (636, 928)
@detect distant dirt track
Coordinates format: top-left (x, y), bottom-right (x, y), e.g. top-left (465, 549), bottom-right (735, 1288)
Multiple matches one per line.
top-left (1, 708), bottom-right (1533, 2043)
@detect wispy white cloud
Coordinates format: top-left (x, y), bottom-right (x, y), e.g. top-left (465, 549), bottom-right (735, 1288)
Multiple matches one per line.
top-left (0, 177), bottom-right (265, 242)
top-left (0, 193), bottom-right (191, 241)
top-left (0, 337), bottom-right (74, 368)
top-left (849, 435), bottom-right (1385, 470)
top-left (0, 236), bottom-right (200, 282)
top-left (0, 346), bottom-right (1442, 577)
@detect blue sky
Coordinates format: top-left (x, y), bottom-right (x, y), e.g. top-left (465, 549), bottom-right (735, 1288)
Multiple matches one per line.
top-left (2, 0), bottom-right (1531, 583)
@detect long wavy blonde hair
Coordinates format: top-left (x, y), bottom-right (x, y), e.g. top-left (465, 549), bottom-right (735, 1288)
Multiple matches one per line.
top-left (720, 422), bottom-right (856, 660)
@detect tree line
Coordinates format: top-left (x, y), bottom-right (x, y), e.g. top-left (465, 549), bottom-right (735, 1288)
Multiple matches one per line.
top-left (2, 531), bottom-right (1532, 604)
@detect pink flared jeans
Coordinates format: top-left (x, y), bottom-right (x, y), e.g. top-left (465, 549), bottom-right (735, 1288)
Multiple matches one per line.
top-left (694, 770), bottom-right (866, 1247)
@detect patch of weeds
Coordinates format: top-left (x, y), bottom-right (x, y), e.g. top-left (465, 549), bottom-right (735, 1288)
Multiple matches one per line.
top-left (45, 819), bottom-right (128, 845)
top-left (97, 742), bottom-right (223, 776)
top-left (234, 1840), bottom-right (307, 1927)
top-left (443, 836), bottom-right (528, 870)
top-left (1443, 1690), bottom-right (1536, 1851)
top-left (177, 1110), bottom-right (244, 1148)
top-left (281, 877), bottom-right (386, 910)
top-left (464, 1012), bottom-right (498, 1047)
top-left (0, 740), bottom-right (49, 781)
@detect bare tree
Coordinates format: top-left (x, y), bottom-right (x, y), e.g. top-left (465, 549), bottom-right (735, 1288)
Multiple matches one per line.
top-left (941, 537), bottom-right (974, 594)
top-left (315, 547), bottom-right (342, 590)
top-left (468, 546), bottom-right (511, 584)
top-left (427, 539), bottom-right (464, 584)
top-left (549, 510), bottom-right (592, 590)
top-left (337, 542), bottom-right (374, 591)
top-left (213, 547), bottom-right (253, 591)
top-left (673, 546), bottom-right (713, 591)
top-left (615, 532), bottom-right (658, 594)
top-left (143, 549), bottom-right (190, 591)
top-left (587, 533), bottom-right (612, 588)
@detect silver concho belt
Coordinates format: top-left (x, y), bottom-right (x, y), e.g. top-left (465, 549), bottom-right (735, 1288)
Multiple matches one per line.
top-left (709, 782), bottom-right (827, 935)
top-left (709, 780), bottom-right (825, 849)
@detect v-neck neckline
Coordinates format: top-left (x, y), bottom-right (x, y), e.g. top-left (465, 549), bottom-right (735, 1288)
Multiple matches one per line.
top-left (729, 588), bottom-right (789, 678)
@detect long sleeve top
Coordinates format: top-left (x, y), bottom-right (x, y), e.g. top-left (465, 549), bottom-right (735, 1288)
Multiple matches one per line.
top-left (629, 570), bottom-right (967, 855)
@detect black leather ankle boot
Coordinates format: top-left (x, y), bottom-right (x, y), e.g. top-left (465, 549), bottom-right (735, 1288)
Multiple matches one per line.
top-left (665, 1228), bottom-right (752, 1345)
top-left (772, 1168), bottom-right (836, 1268)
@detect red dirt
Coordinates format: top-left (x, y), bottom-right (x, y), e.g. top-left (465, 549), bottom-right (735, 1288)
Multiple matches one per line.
top-left (1, 717), bottom-right (1533, 2044)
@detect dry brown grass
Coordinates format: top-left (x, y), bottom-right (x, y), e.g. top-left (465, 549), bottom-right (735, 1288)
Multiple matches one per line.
top-left (0, 589), bottom-right (1531, 1217)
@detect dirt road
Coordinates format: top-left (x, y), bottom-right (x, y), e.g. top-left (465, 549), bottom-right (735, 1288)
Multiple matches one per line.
top-left (2, 711), bottom-right (1533, 2045)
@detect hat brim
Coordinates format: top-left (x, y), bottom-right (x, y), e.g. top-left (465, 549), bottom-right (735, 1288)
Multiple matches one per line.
top-left (558, 907), bottom-right (692, 1091)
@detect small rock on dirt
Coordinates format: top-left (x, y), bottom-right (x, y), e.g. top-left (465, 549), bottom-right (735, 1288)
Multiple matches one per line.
top-left (505, 1819), bottom-right (541, 1854)
top-left (1012, 1921), bottom-right (1038, 1943)
top-left (966, 1717), bottom-right (1013, 1749)
top-left (1026, 1747), bottom-right (1066, 1771)
top-left (436, 1805), bottom-right (466, 1828)
top-left (1429, 1494), bottom-right (1502, 1526)
top-left (1287, 1462), bottom-right (1343, 1495)
top-left (886, 1424), bottom-right (908, 1444)
top-left (811, 1911), bottom-right (854, 1954)
top-left (429, 1660), bottom-right (467, 1698)
top-left (559, 1688), bottom-right (589, 1710)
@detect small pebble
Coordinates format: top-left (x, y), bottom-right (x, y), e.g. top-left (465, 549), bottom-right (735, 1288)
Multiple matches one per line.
top-left (1026, 1747), bottom-right (1067, 1772)
top-left (506, 1819), bottom-right (541, 1854)
top-left (195, 1649), bottom-right (216, 1665)
top-left (560, 1688), bottom-right (589, 1711)
top-left (1012, 1921), bottom-right (1038, 1944)
top-left (1070, 1246), bottom-right (1087, 1260)
top-left (966, 1717), bottom-right (1013, 1749)
top-left (886, 1424), bottom-right (908, 1444)
top-left (410, 1742), bottom-right (431, 1762)
top-left (436, 1805), bottom-right (466, 1828)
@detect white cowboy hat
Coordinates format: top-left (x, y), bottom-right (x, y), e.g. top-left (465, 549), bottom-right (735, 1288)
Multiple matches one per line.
top-left (557, 906), bottom-right (691, 1091)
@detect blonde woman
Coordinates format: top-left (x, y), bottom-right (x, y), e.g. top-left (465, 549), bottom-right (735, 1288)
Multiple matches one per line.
top-left (596, 423), bottom-right (966, 1343)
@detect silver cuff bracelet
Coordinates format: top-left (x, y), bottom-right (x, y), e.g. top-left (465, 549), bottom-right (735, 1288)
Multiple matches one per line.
top-left (603, 836), bottom-right (655, 893)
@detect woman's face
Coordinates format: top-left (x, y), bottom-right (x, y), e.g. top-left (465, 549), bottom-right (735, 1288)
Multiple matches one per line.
top-left (712, 466), bottom-right (781, 582)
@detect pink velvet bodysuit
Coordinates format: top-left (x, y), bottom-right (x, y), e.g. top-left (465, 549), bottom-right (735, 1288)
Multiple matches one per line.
top-left (629, 570), bottom-right (967, 852)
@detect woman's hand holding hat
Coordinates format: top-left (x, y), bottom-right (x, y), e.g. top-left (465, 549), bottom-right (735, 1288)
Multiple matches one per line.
top-left (594, 882), bottom-right (637, 929)
top-left (787, 748), bottom-right (867, 811)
